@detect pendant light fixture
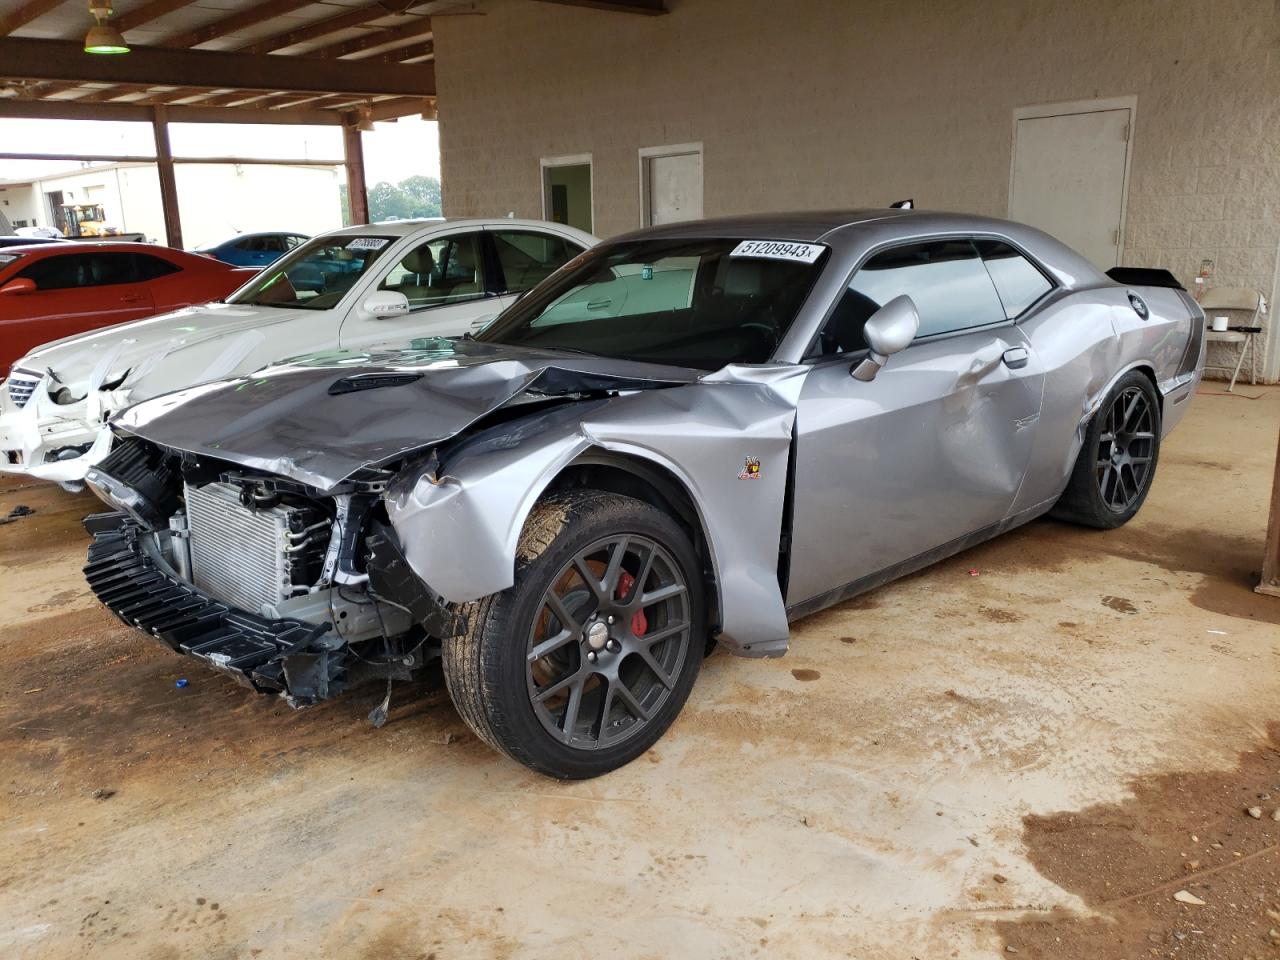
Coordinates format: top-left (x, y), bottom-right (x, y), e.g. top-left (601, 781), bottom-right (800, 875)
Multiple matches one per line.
top-left (85, 0), bottom-right (129, 55)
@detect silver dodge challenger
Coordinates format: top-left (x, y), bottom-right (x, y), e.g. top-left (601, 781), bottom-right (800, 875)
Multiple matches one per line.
top-left (81, 209), bottom-right (1206, 778)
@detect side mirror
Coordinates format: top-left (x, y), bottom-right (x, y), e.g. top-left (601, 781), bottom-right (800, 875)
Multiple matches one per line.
top-left (0, 278), bottom-right (36, 296)
top-left (851, 294), bottom-right (919, 382)
top-left (362, 290), bottom-right (410, 319)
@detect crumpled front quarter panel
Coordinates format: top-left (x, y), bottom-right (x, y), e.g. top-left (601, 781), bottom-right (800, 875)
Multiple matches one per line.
top-left (385, 365), bottom-right (808, 657)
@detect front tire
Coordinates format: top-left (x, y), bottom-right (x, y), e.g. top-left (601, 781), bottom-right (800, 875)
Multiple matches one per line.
top-left (1052, 370), bottom-right (1161, 529)
top-left (443, 490), bottom-right (705, 779)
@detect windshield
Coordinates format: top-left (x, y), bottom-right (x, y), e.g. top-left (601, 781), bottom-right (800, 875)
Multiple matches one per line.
top-left (227, 235), bottom-right (395, 310)
top-left (479, 238), bottom-right (827, 370)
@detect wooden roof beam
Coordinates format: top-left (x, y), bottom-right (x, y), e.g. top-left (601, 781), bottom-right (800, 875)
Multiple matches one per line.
top-left (157, 0), bottom-right (317, 49)
top-left (0, 0), bottom-right (67, 37)
top-left (0, 97), bottom-right (348, 125)
top-left (372, 40), bottom-right (433, 64)
top-left (526, 0), bottom-right (666, 13)
top-left (236, 1), bottom-right (430, 56)
top-left (0, 37), bottom-right (436, 97)
top-left (113, 0), bottom-right (202, 33)
top-left (309, 18), bottom-right (433, 59)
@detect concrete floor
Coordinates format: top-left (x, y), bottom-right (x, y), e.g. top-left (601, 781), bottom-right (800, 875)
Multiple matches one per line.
top-left (1, 384), bottom-right (1278, 960)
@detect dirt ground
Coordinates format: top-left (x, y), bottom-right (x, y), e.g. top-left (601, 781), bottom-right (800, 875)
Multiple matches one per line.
top-left (1, 384), bottom-right (1279, 960)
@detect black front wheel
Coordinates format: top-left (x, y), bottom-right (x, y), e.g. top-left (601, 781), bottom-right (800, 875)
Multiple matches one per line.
top-left (443, 490), bottom-right (705, 779)
top-left (1053, 370), bottom-right (1161, 529)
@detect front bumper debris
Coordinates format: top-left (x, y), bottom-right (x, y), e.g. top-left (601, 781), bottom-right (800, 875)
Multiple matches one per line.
top-left (83, 516), bottom-right (412, 704)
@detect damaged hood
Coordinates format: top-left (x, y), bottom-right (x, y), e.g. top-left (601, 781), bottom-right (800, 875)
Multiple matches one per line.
top-left (13, 302), bottom-right (311, 395)
top-left (113, 339), bottom-right (704, 490)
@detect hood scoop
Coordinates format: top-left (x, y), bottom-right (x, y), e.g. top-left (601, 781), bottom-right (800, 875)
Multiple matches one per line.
top-left (327, 372), bottom-right (424, 396)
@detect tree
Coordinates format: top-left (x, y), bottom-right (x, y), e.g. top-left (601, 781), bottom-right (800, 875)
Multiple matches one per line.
top-left (399, 175), bottom-right (442, 218)
top-left (338, 175), bottom-right (444, 225)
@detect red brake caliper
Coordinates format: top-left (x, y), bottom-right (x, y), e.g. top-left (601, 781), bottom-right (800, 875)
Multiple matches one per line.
top-left (616, 571), bottom-right (647, 636)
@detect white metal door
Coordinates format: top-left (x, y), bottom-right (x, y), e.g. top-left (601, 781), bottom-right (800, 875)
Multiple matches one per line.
top-left (1009, 107), bottom-right (1131, 269)
top-left (644, 151), bottom-right (703, 225)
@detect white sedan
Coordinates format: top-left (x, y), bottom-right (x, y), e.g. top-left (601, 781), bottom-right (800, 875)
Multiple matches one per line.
top-left (0, 217), bottom-right (597, 488)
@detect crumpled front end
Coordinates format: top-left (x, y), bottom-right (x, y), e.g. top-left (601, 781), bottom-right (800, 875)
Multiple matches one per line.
top-left (81, 436), bottom-right (458, 706)
top-left (0, 367), bottom-right (122, 489)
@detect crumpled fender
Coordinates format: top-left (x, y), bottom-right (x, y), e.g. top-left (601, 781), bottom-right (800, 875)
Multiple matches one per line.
top-left (384, 365), bottom-right (808, 657)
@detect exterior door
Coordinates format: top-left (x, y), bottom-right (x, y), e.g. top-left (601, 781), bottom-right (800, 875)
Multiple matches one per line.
top-left (1009, 105), bottom-right (1131, 269)
top-left (339, 230), bottom-right (499, 349)
top-left (785, 239), bottom-right (1045, 606)
top-left (642, 146), bottom-right (703, 226)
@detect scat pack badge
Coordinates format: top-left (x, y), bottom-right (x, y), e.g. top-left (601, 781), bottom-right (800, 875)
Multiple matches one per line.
top-left (737, 456), bottom-right (762, 480)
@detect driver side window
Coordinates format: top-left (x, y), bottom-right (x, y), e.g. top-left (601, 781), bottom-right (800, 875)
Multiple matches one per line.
top-left (817, 238), bottom-right (1007, 356)
top-left (378, 233), bottom-right (487, 311)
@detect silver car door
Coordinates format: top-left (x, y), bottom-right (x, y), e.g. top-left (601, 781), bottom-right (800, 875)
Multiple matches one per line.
top-left (786, 238), bottom-right (1045, 609)
top-left (339, 229), bottom-right (497, 348)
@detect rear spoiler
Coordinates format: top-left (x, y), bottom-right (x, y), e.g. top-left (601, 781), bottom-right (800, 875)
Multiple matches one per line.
top-left (1106, 267), bottom-right (1185, 291)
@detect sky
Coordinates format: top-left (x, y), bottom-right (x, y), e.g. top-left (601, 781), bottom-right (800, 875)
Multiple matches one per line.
top-left (0, 115), bottom-right (441, 186)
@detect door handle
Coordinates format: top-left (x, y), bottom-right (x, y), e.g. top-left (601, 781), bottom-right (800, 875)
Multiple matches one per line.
top-left (586, 298), bottom-right (612, 310)
top-left (120, 294), bottom-right (146, 304)
top-left (1002, 346), bottom-right (1030, 369)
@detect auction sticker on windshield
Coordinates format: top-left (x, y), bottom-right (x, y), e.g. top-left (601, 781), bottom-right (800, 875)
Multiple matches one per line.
top-left (731, 240), bottom-right (825, 263)
top-left (346, 237), bottom-right (390, 251)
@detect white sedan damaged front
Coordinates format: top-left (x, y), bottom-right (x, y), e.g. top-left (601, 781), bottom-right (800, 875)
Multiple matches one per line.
top-left (0, 364), bottom-right (127, 489)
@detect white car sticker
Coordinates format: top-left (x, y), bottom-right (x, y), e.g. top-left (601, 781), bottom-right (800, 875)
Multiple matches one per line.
top-left (346, 237), bottom-right (389, 251)
top-left (730, 240), bottom-right (826, 263)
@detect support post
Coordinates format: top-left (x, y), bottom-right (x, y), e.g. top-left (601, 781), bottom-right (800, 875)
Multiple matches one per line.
top-left (151, 106), bottom-right (183, 249)
top-left (343, 117), bottom-right (369, 226)
top-left (1257, 426), bottom-right (1280, 597)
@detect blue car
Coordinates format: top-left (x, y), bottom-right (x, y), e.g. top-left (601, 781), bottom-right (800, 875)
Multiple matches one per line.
top-left (195, 231), bottom-right (309, 267)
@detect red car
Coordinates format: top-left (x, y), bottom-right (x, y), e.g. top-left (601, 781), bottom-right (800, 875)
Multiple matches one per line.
top-left (0, 242), bottom-right (256, 374)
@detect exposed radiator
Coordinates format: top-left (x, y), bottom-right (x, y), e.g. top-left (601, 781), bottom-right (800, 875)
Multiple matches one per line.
top-left (184, 482), bottom-right (328, 614)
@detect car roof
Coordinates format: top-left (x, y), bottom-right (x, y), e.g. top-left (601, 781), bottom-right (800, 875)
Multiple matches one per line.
top-left (609, 208), bottom-right (1088, 245)
top-left (612, 209), bottom-right (916, 244)
top-left (318, 217), bottom-right (585, 240)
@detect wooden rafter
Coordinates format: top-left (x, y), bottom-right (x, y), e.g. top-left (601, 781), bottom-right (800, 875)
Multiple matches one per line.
top-left (17, 0), bottom-right (201, 98)
top-left (236, 1), bottom-right (430, 56)
top-left (309, 18), bottom-right (433, 60)
top-left (0, 96), bottom-right (351, 125)
top-left (157, 0), bottom-right (317, 49)
top-left (129, 86), bottom-right (237, 106)
top-left (0, 37), bottom-right (436, 97)
top-left (372, 40), bottom-right (434, 64)
top-left (0, 0), bottom-right (66, 37)
top-left (527, 0), bottom-right (666, 13)
top-left (113, 0), bottom-right (202, 33)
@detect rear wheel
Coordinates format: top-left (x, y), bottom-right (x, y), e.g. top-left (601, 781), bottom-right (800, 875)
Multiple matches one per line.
top-left (443, 490), bottom-right (704, 779)
top-left (1052, 370), bottom-right (1161, 529)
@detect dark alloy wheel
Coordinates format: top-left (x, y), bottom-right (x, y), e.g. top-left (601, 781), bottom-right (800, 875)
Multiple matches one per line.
top-left (526, 534), bottom-right (692, 750)
top-left (443, 491), bottom-right (705, 779)
top-left (1053, 369), bottom-right (1162, 529)
top-left (1095, 385), bottom-right (1156, 513)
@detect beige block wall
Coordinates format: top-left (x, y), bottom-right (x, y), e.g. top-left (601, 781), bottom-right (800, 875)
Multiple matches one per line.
top-left (435, 0), bottom-right (1280, 380)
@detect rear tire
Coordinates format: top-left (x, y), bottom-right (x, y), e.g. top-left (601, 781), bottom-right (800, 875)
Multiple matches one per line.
top-left (1052, 370), bottom-right (1161, 529)
top-left (442, 490), bottom-right (705, 779)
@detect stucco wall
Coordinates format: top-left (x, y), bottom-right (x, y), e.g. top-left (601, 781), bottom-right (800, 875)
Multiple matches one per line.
top-left (434, 0), bottom-right (1280, 381)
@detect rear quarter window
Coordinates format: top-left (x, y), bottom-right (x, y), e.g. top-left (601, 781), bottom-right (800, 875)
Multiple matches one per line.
top-left (974, 239), bottom-right (1054, 318)
top-left (134, 253), bottom-right (182, 281)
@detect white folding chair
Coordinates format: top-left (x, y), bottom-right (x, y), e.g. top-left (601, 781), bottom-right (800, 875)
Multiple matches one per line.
top-left (1201, 286), bottom-right (1265, 392)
